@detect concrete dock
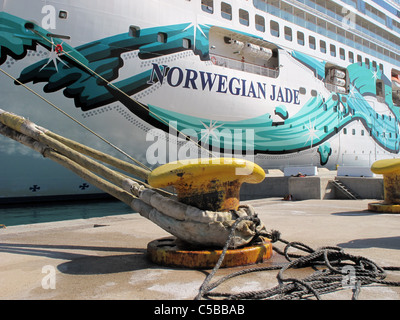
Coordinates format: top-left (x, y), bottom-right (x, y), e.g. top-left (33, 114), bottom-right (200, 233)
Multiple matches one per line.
top-left (1, 198), bottom-right (399, 300)
top-left (240, 169), bottom-right (384, 200)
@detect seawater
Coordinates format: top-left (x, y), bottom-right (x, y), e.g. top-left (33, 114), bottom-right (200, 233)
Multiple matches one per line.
top-left (0, 199), bottom-right (134, 227)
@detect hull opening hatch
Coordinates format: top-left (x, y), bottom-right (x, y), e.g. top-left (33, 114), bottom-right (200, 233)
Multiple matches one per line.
top-left (208, 26), bottom-right (279, 78)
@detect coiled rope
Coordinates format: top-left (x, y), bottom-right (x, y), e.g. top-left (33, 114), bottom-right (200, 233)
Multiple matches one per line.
top-left (196, 217), bottom-right (400, 300)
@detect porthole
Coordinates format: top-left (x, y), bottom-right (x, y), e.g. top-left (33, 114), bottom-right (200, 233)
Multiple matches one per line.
top-left (59, 11), bottom-right (68, 19)
top-left (129, 26), bottom-right (140, 38)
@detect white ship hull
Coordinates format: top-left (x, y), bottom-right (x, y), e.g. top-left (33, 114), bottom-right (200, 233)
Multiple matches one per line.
top-left (1, 0), bottom-right (400, 202)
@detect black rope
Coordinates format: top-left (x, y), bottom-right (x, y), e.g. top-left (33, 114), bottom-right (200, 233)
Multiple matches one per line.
top-left (195, 213), bottom-right (262, 300)
top-left (195, 215), bottom-right (400, 300)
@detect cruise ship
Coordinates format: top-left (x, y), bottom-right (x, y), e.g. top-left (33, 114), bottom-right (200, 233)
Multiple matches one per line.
top-left (1, 0), bottom-right (400, 202)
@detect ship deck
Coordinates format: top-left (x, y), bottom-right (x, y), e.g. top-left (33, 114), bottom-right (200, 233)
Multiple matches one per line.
top-left (1, 197), bottom-right (399, 302)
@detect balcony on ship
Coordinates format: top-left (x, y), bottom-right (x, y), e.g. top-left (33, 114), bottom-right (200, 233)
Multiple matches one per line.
top-left (209, 54), bottom-right (279, 78)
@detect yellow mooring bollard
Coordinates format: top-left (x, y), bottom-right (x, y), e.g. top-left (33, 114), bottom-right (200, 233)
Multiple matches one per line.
top-left (369, 159), bottom-right (400, 213)
top-left (146, 158), bottom-right (273, 268)
top-left (148, 158), bottom-right (266, 212)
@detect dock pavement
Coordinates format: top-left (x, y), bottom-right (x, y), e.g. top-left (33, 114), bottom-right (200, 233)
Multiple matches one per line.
top-left (0, 198), bottom-right (399, 301)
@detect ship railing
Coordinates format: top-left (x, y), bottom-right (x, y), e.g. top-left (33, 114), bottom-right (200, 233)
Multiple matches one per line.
top-left (210, 54), bottom-right (279, 78)
top-left (285, 0), bottom-right (400, 57)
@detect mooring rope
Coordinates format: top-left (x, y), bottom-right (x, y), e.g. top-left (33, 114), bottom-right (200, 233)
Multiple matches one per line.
top-left (28, 29), bottom-right (218, 161)
top-left (0, 67), bottom-right (150, 171)
top-left (196, 217), bottom-right (400, 300)
top-left (195, 207), bottom-right (263, 300)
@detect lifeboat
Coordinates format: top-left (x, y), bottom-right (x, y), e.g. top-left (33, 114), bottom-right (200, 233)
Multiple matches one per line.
top-left (333, 69), bottom-right (346, 79)
top-left (332, 77), bottom-right (346, 86)
top-left (243, 43), bottom-right (273, 60)
top-left (328, 68), bottom-right (347, 93)
top-left (230, 39), bottom-right (244, 52)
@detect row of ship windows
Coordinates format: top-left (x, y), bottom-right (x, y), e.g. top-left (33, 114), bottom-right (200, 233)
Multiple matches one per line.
top-left (201, 0), bottom-right (400, 68)
top-left (202, 0), bottom-right (259, 27)
top-left (341, 127), bottom-right (397, 140)
top-left (201, 0), bottom-right (384, 72)
top-left (204, 0), bottom-right (400, 47)
top-left (273, 21), bottom-right (384, 71)
top-left (329, 0), bottom-right (400, 35)
top-left (263, 0), bottom-right (400, 65)
top-left (261, 0), bottom-right (400, 56)
top-left (342, 128), bottom-right (363, 136)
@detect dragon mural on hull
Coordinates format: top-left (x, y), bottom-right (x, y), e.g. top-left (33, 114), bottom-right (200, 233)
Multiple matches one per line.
top-left (1, 12), bottom-right (399, 167)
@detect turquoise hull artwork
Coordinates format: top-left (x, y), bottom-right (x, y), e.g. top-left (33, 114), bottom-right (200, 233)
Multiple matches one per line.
top-left (0, 11), bottom-right (399, 169)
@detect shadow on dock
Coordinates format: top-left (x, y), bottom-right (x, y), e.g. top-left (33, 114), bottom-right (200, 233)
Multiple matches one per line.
top-left (337, 236), bottom-right (400, 250)
top-left (0, 243), bottom-right (148, 274)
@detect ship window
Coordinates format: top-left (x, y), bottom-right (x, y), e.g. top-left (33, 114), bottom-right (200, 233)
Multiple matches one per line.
top-left (365, 58), bottom-right (370, 69)
top-left (379, 64), bottom-right (384, 72)
top-left (157, 32), bottom-right (168, 43)
top-left (297, 32), bottom-right (304, 46)
top-left (330, 44), bottom-right (336, 57)
top-left (270, 20), bottom-right (279, 37)
top-left (129, 26), bottom-right (140, 38)
top-left (349, 51), bottom-right (354, 63)
top-left (376, 80), bottom-right (385, 98)
top-left (340, 48), bottom-right (345, 60)
top-left (320, 40), bottom-right (326, 53)
top-left (343, 128), bottom-right (347, 135)
top-left (372, 61), bottom-right (377, 71)
top-left (183, 38), bottom-right (191, 49)
top-left (201, 0), bottom-right (214, 14)
top-left (309, 36), bottom-right (316, 50)
top-left (255, 15), bottom-right (265, 32)
top-left (352, 129), bottom-right (356, 135)
top-left (239, 9), bottom-right (249, 26)
top-left (59, 11), bottom-right (68, 19)
top-left (221, 2), bottom-right (232, 20)
top-left (357, 55), bottom-right (362, 65)
top-left (284, 26), bottom-right (292, 41)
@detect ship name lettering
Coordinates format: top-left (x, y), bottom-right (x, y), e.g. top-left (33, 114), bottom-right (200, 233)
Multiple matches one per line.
top-left (148, 63), bottom-right (300, 105)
